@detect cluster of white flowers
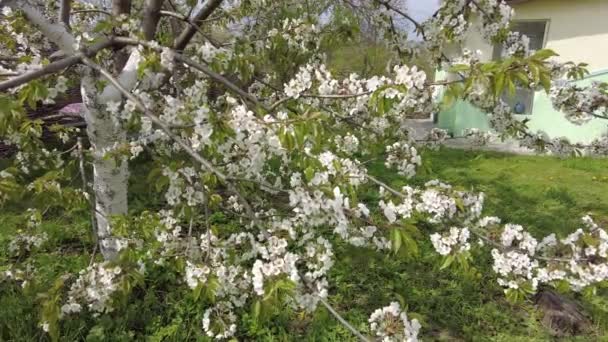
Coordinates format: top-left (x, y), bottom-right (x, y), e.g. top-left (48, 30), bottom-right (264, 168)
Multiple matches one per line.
top-left (160, 48), bottom-right (175, 71)
top-left (546, 136), bottom-right (577, 157)
top-left (487, 101), bottom-right (518, 132)
top-left (272, 17), bottom-right (320, 50)
top-left (476, 0), bottom-right (515, 42)
top-left (464, 128), bottom-right (494, 146)
top-left (588, 135), bottom-right (608, 156)
top-left (423, 0), bottom-right (469, 48)
top-left (430, 227), bottom-right (471, 256)
top-left (451, 48), bottom-right (484, 66)
top-left (334, 133), bottom-right (360, 154)
top-left (378, 180), bottom-right (483, 228)
top-left (197, 41), bottom-right (231, 63)
top-left (369, 302), bottom-right (421, 342)
top-left (422, 128), bottom-right (449, 150)
top-left (202, 302), bottom-right (238, 340)
top-left (280, 62), bottom-right (433, 123)
top-left (491, 248), bottom-right (539, 291)
top-left (394, 65), bottom-right (427, 89)
top-left (63, 262), bottom-right (124, 314)
top-left (8, 232), bottom-right (48, 257)
top-left (185, 261), bottom-right (211, 289)
top-left (415, 182), bottom-right (458, 223)
top-left (385, 142), bottom-right (421, 178)
top-left (550, 81), bottom-right (608, 125)
top-left (1, 265), bottom-right (35, 289)
top-left (471, 215), bottom-right (608, 292)
top-left (284, 64), bottom-right (314, 98)
top-left (500, 224), bottom-right (538, 255)
top-left (499, 31), bottom-right (531, 57)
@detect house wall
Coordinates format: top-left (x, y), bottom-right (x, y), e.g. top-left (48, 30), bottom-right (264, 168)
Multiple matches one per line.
top-left (437, 0), bottom-right (608, 143)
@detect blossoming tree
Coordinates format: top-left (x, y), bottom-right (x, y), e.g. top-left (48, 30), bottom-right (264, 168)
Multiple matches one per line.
top-left (1, 0), bottom-right (608, 340)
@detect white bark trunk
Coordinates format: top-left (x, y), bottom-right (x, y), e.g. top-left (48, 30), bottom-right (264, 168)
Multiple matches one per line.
top-left (3, 0), bottom-right (141, 261)
top-left (80, 50), bottom-right (141, 260)
top-left (81, 72), bottom-right (128, 260)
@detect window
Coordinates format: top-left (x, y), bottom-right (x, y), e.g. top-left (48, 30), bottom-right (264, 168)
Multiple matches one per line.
top-left (493, 20), bottom-right (548, 115)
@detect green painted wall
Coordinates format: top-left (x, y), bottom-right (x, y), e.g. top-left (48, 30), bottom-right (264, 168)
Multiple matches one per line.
top-left (437, 71), bottom-right (608, 143)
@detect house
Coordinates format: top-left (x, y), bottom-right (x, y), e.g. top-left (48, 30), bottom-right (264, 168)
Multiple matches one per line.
top-left (436, 0), bottom-right (608, 144)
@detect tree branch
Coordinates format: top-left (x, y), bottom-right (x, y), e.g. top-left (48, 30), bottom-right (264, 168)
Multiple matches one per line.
top-left (72, 9), bottom-right (112, 16)
top-left (143, 0), bottom-right (165, 41)
top-left (114, 37), bottom-right (268, 111)
top-left (173, 0), bottom-right (224, 51)
top-left (0, 39), bottom-right (115, 92)
top-left (59, 0), bottom-right (72, 27)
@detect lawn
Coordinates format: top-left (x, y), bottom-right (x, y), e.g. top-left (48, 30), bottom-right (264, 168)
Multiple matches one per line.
top-left (2, 148), bottom-right (608, 340)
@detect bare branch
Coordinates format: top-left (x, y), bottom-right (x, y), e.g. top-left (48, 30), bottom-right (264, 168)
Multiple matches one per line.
top-left (377, 0), bottom-right (427, 39)
top-left (175, 55), bottom-right (266, 109)
top-left (0, 58), bottom-right (79, 91)
top-left (72, 9), bottom-right (112, 16)
top-left (143, 0), bottom-right (165, 41)
top-left (59, 0), bottom-right (72, 27)
top-left (317, 297), bottom-right (371, 342)
top-left (173, 0), bottom-right (224, 51)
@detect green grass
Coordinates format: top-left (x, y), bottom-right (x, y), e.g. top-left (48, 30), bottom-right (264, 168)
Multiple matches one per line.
top-left (417, 148), bottom-right (608, 235)
top-left (2, 148), bottom-right (608, 340)
top-left (326, 42), bottom-right (393, 78)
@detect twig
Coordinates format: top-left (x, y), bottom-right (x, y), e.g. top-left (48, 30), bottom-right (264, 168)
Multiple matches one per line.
top-left (317, 297), bottom-right (371, 341)
top-left (72, 9), bottom-right (112, 16)
top-left (297, 266), bottom-right (371, 341)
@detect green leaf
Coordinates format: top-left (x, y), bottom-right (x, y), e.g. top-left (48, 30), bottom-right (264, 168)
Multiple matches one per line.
top-left (440, 255), bottom-right (455, 270)
top-left (506, 77), bottom-right (516, 97)
top-left (449, 64), bottom-right (470, 73)
top-left (391, 228), bottom-right (402, 253)
top-left (532, 49), bottom-right (559, 61)
top-left (252, 299), bottom-right (261, 320)
top-left (304, 166), bottom-right (315, 182)
top-left (494, 73), bottom-right (506, 98)
top-left (539, 72), bottom-right (552, 93)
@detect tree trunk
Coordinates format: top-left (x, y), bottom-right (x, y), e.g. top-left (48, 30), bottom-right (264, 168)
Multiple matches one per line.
top-left (81, 70), bottom-right (129, 261)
